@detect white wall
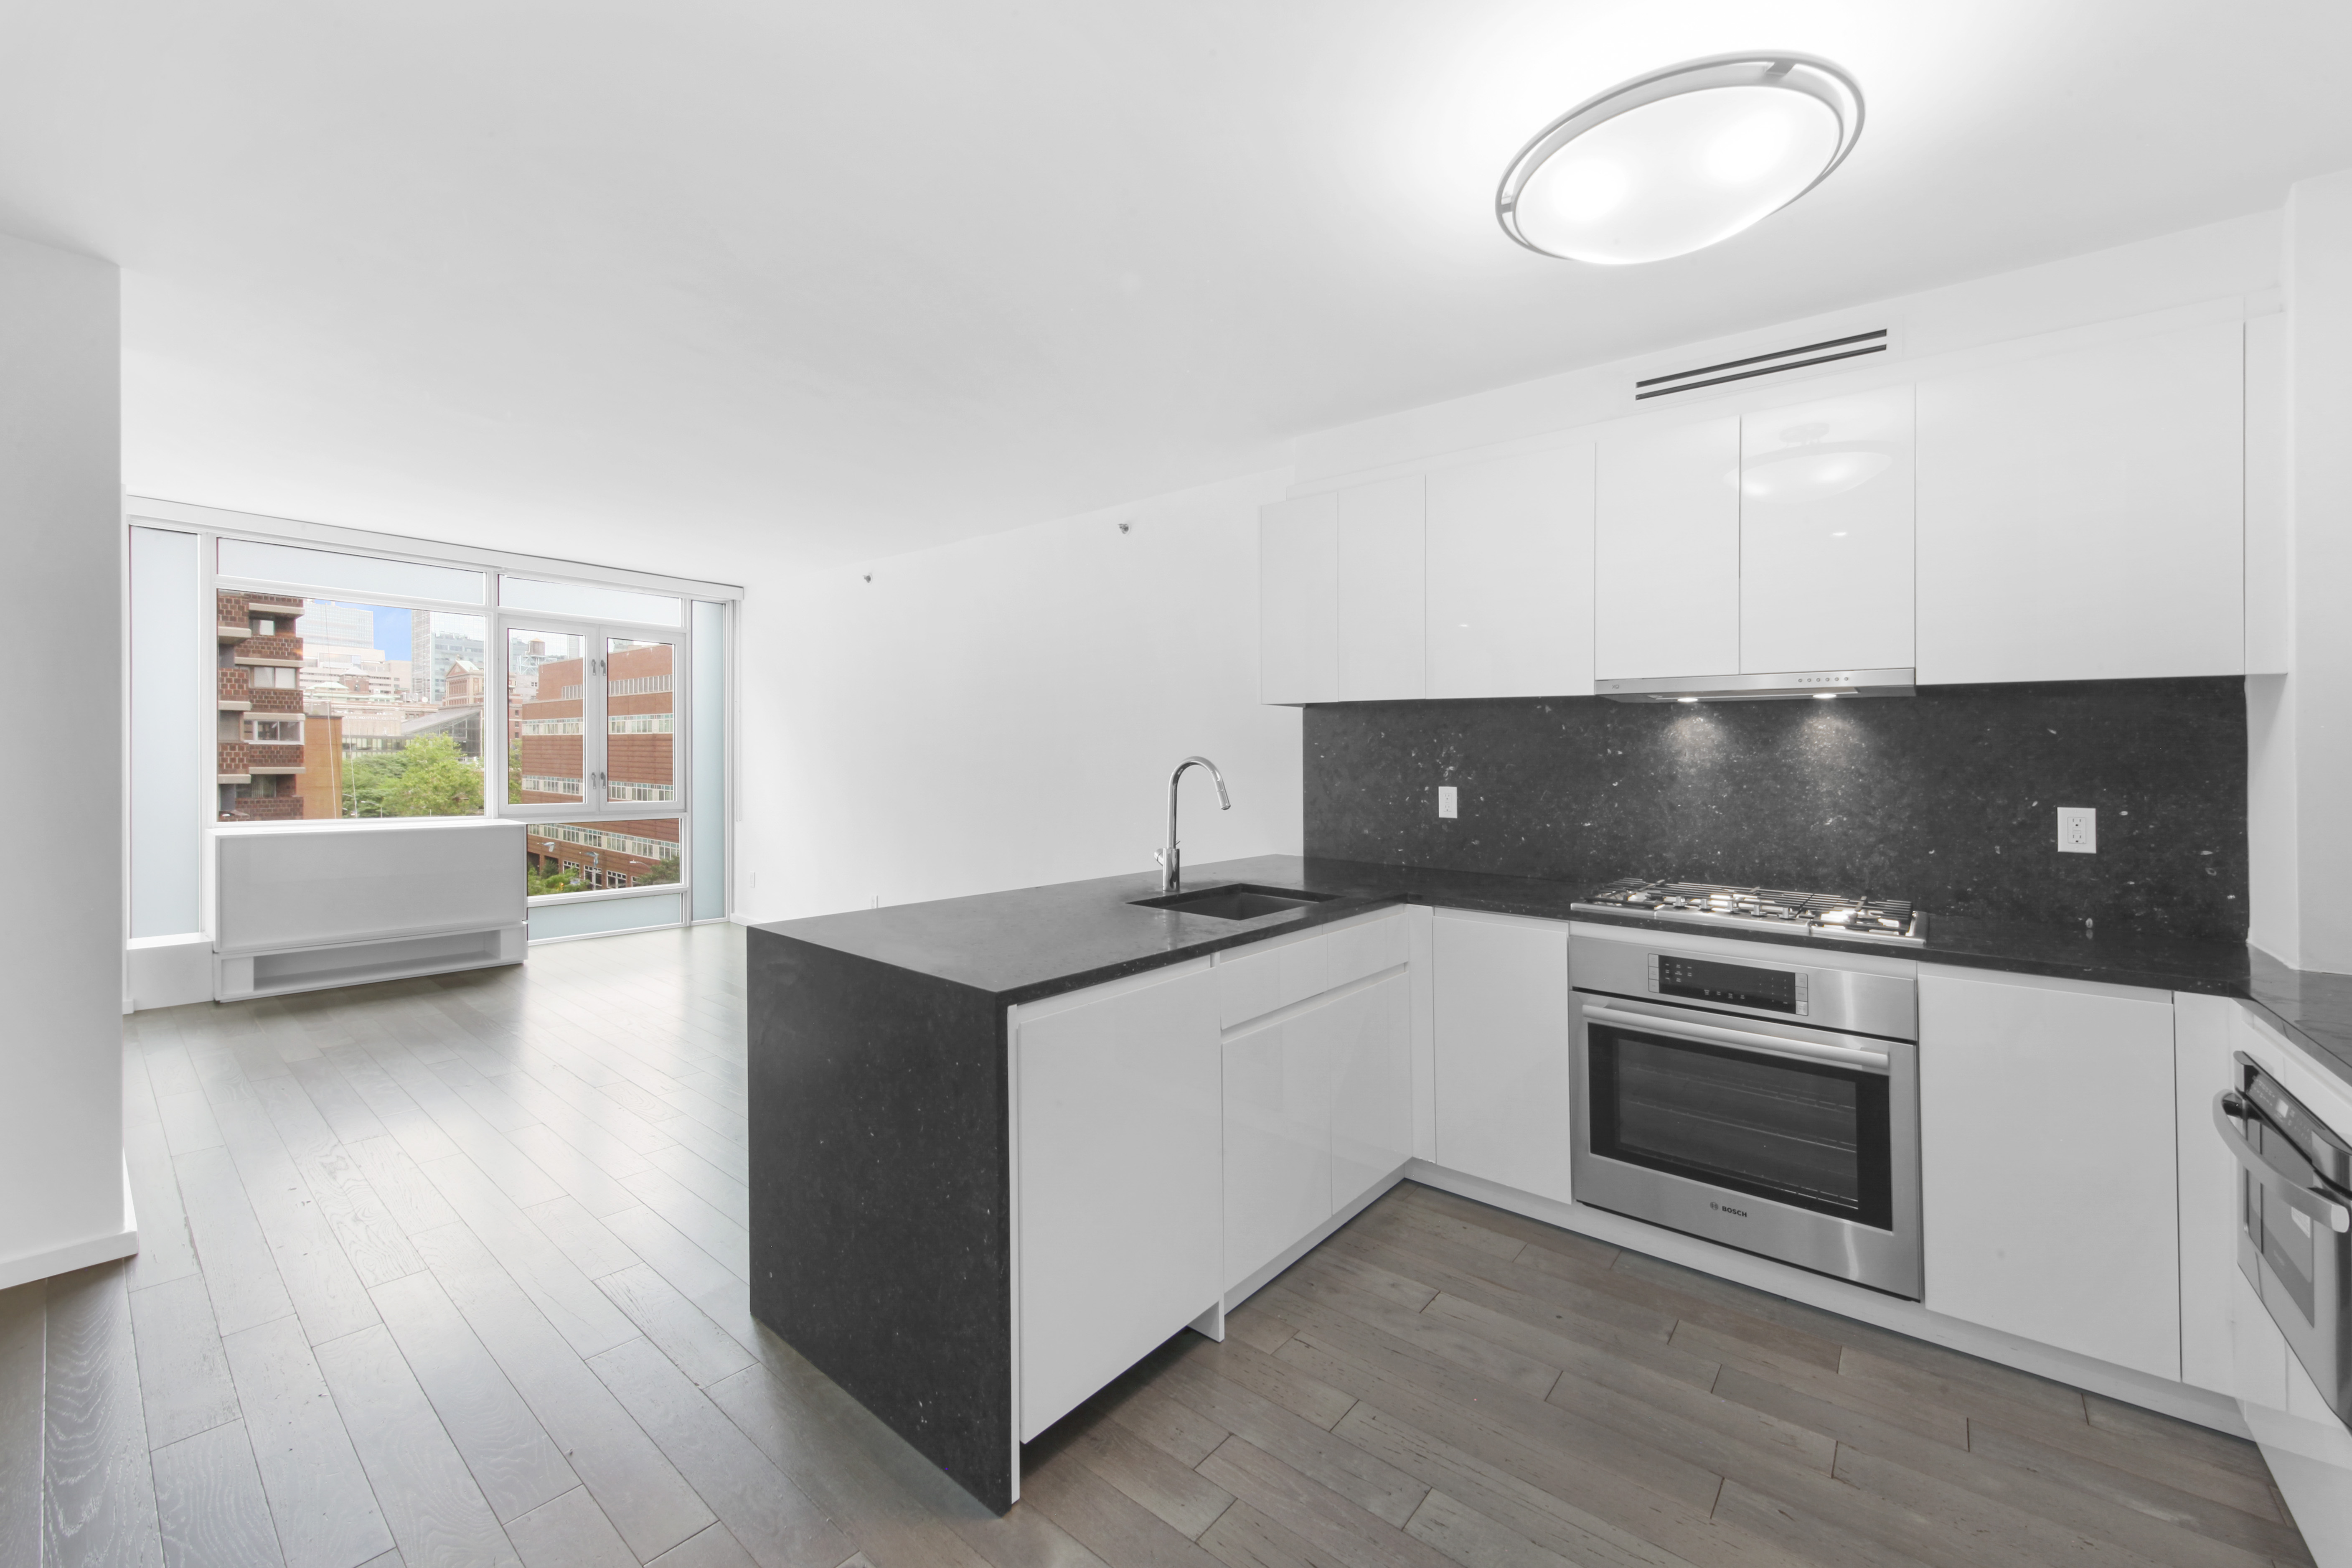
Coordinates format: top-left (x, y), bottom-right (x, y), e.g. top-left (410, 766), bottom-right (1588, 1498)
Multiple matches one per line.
top-left (0, 229), bottom-right (129, 1288)
top-left (1293, 211), bottom-right (2281, 486)
top-left (2281, 170), bottom-right (2352, 973)
top-left (735, 470), bottom-right (1302, 922)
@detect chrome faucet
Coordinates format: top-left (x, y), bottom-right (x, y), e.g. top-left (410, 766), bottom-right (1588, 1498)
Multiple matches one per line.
top-left (1156, 756), bottom-right (1231, 892)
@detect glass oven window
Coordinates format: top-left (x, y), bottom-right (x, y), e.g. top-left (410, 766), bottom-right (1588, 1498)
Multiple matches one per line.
top-left (1588, 1020), bottom-right (1893, 1229)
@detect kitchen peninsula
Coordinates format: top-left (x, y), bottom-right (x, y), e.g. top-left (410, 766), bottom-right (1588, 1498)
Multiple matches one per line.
top-left (747, 852), bottom-right (2352, 1512)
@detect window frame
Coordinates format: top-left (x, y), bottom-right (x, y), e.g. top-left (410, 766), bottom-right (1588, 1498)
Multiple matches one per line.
top-left (147, 499), bottom-right (737, 931)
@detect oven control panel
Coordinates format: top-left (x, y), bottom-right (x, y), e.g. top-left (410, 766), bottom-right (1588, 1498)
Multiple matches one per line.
top-left (1649, 953), bottom-right (1808, 1015)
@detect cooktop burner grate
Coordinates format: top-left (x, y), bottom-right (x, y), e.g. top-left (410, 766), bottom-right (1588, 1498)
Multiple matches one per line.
top-left (1574, 879), bottom-right (1925, 944)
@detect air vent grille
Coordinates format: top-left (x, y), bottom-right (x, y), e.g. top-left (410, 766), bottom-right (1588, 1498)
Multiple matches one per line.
top-left (1634, 328), bottom-right (1890, 401)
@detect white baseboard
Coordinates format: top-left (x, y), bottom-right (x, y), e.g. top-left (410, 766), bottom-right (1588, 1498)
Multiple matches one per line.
top-left (1402, 1161), bottom-right (2249, 1439)
top-left (0, 1159), bottom-right (139, 1292)
top-left (126, 932), bottom-right (214, 1012)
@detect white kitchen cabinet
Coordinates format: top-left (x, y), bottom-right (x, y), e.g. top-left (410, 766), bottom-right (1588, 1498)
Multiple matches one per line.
top-left (1223, 1004), bottom-right (1333, 1292)
top-left (1433, 910), bottom-right (1572, 1204)
top-left (1915, 320), bottom-right (2244, 684)
top-left (1594, 414), bottom-right (1740, 681)
top-left (1738, 386), bottom-right (1915, 674)
top-left (1259, 494), bottom-right (1338, 704)
top-left (1425, 445), bottom-right (1595, 698)
top-left (1330, 970), bottom-right (1414, 1212)
top-left (2173, 991), bottom-right (2241, 1396)
top-left (1918, 966), bottom-right (2181, 1380)
top-left (1015, 961), bottom-right (1222, 1441)
top-left (1219, 913), bottom-right (1412, 1292)
top-left (1337, 475), bottom-right (1426, 701)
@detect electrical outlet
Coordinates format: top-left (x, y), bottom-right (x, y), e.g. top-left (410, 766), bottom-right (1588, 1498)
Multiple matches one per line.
top-left (1438, 786), bottom-right (1458, 819)
top-left (2058, 806), bottom-right (2096, 854)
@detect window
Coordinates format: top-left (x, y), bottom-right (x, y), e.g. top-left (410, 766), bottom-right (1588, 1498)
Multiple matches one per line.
top-left (524, 819), bottom-right (681, 895)
top-left (243, 717), bottom-right (304, 744)
top-left (608, 715), bottom-right (672, 734)
top-left (520, 718), bottom-right (582, 736)
top-left (281, 600), bottom-right (488, 820)
top-left (521, 775), bottom-right (583, 795)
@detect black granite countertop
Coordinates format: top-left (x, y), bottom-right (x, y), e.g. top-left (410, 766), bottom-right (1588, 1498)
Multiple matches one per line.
top-left (754, 853), bottom-right (2352, 1093)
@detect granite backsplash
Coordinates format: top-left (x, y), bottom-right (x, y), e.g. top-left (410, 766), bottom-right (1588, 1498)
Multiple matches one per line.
top-left (1302, 676), bottom-right (2248, 941)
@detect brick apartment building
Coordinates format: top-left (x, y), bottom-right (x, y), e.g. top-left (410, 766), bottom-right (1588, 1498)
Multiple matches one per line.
top-left (217, 590), bottom-right (309, 820)
top-left (518, 640), bottom-right (680, 887)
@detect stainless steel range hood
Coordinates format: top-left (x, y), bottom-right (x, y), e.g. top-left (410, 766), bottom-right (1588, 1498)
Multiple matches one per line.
top-left (1597, 668), bottom-right (1915, 703)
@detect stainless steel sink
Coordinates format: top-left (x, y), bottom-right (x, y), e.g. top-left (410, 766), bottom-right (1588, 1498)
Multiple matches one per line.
top-left (1130, 884), bottom-right (1338, 921)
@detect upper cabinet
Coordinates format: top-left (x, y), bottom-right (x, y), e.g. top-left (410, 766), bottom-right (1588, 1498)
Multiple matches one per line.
top-left (1337, 475), bottom-right (1427, 701)
top-left (1258, 493), bottom-right (1339, 705)
top-left (1595, 392), bottom-right (1915, 682)
top-left (1258, 475), bottom-right (1429, 704)
top-left (1739, 386), bottom-right (1915, 675)
top-left (1425, 445), bottom-right (1595, 699)
top-left (1594, 415), bottom-right (1740, 680)
top-left (1915, 320), bottom-right (2245, 684)
top-left (1263, 310), bottom-right (2253, 704)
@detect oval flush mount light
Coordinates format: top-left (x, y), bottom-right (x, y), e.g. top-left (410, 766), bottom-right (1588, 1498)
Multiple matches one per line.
top-left (1498, 54), bottom-right (1863, 264)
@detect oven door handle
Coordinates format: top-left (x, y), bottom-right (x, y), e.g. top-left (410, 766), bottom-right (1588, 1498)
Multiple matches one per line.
top-left (1580, 1003), bottom-right (1890, 1072)
top-left (2214, 1092), bottom-right (2352, 1233)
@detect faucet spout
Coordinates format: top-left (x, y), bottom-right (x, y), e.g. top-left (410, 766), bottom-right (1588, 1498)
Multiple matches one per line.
top-left (1158, 755), bottom-right (1231, 893)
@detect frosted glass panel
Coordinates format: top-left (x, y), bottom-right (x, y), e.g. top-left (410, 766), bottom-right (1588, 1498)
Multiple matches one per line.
top-left (500, 575), bottom-right (682, 626)
top-left (130, 527), bottom-right (203, 937)
top-left (528, 892), bottom-right (681, 942)
top-left (691, 600), bottom-right (726, 920)
top-left (217, 538), bottom-right (485, 604)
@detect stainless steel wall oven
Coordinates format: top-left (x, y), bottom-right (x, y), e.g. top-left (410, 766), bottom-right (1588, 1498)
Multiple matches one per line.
top-left (1571, 927), bottom-right (1923, 1298)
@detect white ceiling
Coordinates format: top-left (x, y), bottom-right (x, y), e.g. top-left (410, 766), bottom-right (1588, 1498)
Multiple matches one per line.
top-left (1, 1), bottom-right (2346, 576)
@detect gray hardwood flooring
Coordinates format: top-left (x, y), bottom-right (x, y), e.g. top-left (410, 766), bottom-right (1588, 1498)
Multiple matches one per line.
top-left (0, 923), bottom-right (2318, 1567)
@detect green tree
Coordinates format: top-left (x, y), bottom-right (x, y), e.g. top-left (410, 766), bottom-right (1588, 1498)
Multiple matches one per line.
top-left (636, 853), bottom-right (681, 887)
top-left (528, 863), bottom-right (586, 895)
top-left (341, 734), bottom-right (484, 818)
top-left (508, 739), bottom-right (523, 805)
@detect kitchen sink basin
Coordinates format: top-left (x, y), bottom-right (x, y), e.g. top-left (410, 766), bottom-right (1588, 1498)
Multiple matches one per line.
top-left (1130, 884), bottom-right (1339, 921)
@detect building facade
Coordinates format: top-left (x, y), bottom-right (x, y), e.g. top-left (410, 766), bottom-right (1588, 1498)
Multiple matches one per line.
top-left (217, 590), bottom-right (309, 819)
top-left (518, 640), bottom-right (679, 889)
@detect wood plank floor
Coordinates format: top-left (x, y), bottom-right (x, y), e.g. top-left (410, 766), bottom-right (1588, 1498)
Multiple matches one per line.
top-left (0, 923), bottom-right (2318, 1567)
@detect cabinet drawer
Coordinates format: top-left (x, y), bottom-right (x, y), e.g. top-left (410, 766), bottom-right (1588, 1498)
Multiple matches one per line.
top-left (1217, 910), bottom-right (1407, 1030)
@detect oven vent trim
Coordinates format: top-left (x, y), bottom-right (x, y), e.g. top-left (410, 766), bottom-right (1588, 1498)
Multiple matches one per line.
top-left (1633, 328), bottom-right (1891, 402)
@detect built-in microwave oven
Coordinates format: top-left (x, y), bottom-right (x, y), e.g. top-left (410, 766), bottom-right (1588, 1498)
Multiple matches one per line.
top-left (2217, 1054), bottom-right (2352, 1426)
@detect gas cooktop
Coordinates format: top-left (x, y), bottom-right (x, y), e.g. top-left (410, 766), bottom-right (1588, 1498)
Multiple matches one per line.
top-left (1572, 879), bottom-right (1926, 945)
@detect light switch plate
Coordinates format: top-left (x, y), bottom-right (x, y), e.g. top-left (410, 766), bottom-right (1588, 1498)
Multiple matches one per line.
top-left (2058, 806), bottom-right (2096, 854)
top-left (1438, 786), bottom-right (1458, 819)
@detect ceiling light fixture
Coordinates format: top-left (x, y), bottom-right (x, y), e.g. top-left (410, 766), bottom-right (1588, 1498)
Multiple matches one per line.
top-left (1497, 54), bottom-right (1863, 265)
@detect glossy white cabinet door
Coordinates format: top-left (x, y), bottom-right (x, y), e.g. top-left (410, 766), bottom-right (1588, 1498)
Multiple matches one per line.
top-left (2173, 991), bottom-right (2240, 1396)
top-left (1337, 475), bottom-right (1426, 701)
top-left (1915, 320), bottom-right (2244, 684)
top-left (1739, 387), bottom-right (1914, 674)
top-left (1918, 968), bottom-right (2180, 1380)
top-left (1330, 971), bottom-right (1414, 1213)
top-left (1432, 910), bottom-right (1572, 1204)
top-left (1222, 1006), bottom-right (1335, 1292)
top-left (1595, 414), bottom-right (1739, 680)
top-left (1016, 964), bottom-right (1223, 1441)
top-left (1259, 494), bottom-right (1339, 704)
top-left (1426, 445), bottom-right (1596, 699)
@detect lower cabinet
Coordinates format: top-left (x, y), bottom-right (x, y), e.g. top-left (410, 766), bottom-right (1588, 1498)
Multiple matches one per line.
top-left (1433, 909), bottom-right (1572, 1204)
top-left (1918, 966), bottom-right (2181, 1380)
top-left (1014, 961), bottom-right (1222, 1441)
top-left (1224, 968), bottom-right (1412, 1292)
